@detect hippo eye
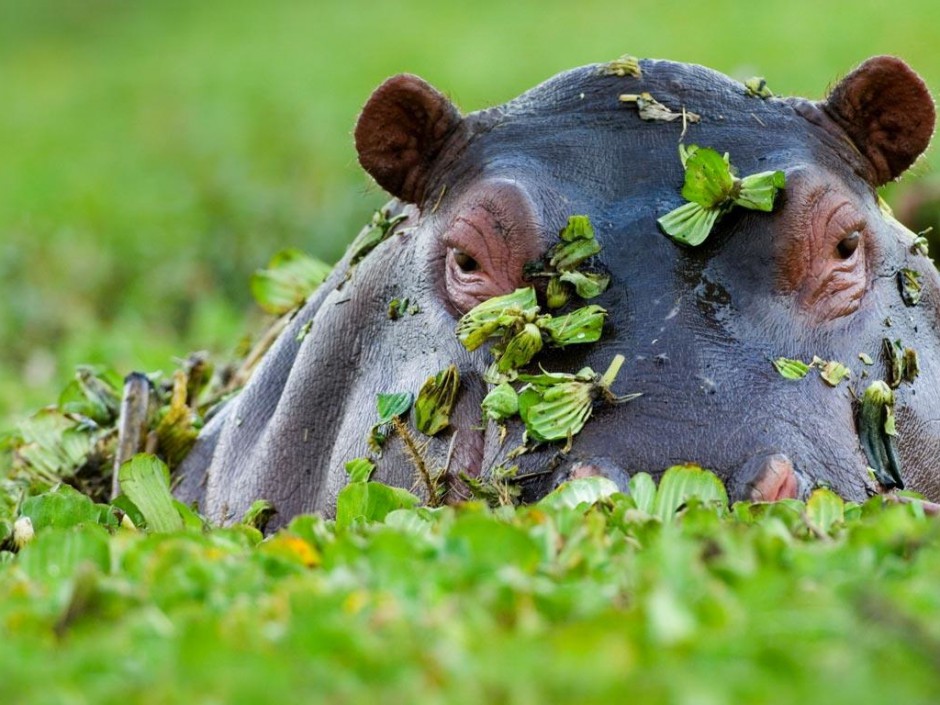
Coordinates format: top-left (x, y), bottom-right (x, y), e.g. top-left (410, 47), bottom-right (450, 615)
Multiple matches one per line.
top-left (837, 231), bottom-right (861, 259)
top-left (452, 248), bottom-right (480, 272)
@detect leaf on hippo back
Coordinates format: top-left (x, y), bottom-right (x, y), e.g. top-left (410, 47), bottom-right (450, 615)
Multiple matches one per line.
top-left (456, 287), bottom-right (539, 351)
top-left (414, 364), bottom-right (461, 436)
top-left (652, 464), bottom-right (728, 521)
top-left (744, 76), bottom-right (774, 99)
top-left (537, 305), bottom-right (607, 346)
top-left (898, 268), bottom-right (923, 307)
top-left (558, 270), bottom-right (610, 299)
top-left (250, 248), bottom-right (333, 315)
top-left (619, 93), bottom-right (701, 124)
top-left (538, 477), bottom-right (620, 511)
top-left (345, 457), bottom-right (376, 483)
top-left (657, 202), bottom-right (723, 248)
top-left (481, 382), bottom-right (519, 422)
top-left (772, 357), bottom-right (811, 380)
top-left (117, 454), bottom-right (184, 533)
top-left (601, 54), bottom-right (641, 78)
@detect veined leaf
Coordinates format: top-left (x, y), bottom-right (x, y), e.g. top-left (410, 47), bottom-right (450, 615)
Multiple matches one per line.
top-left (414, 365), bottom-right (461, 435)
top-left (117, 455), bottom-right (184, 533)
top-left (652, 464), bottom-right (728, 520)
top-left (773, 357), bottom-right (811, 380)
top-left (538, 477), bottom-right (619, 511)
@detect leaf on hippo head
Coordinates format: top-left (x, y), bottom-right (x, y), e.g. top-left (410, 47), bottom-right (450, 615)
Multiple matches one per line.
top-left (537, 305), bottom-right (607, 346)
top-left (456, 288), bottom-right (539, 351)
top-left (481, 383), bottom-right (519, 422)
top-left (558, 271), bottom-right (610, 299)
top-left (344, 457), bottom-right (376, 483)
top-left (496, 324), bottom-right (544, 373)
top-left (414, 364), bottom-right (461, 436)
top-left (376, 392), bottom-right (414, 424)
top-left (657, 202), bottom-right (723, 247)
top-left (550, 234), bottom-right (601, 272)
top-left (744, 77), bottom-right (774, 99)
top-left (602, 55), bottom-right (642, 78)
top-left (772, 357), bottom-right (811, 380)
top-left (619, 93), bottom-right (701, 124)
top-left (349, 209), bottom-right (409, 265)
top-left (812, 357), bottom-right (851, 387)
top-left (898, 268), bottom-right (923, 307)
top-left (659, 145), bottom-right (786, 247)
top-left (546, 277), bottom-right (572, 309)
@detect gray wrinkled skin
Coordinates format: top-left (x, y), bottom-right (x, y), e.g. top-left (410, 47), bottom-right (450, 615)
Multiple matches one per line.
top-left (177, 57), bottom-right (939, 528)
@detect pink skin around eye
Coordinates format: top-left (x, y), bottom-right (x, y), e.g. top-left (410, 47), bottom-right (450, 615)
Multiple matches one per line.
top-left (443, 183), bottom-right (545, 314)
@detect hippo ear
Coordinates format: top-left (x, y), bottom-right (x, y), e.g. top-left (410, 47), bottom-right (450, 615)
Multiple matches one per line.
top-left (824, 56), bottom-right (935, 186)
top-left (355, 74), bottom-right (463, 203)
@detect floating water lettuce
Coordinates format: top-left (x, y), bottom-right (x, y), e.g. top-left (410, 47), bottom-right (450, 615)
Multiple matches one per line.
top-left (414, 365), bottom-right (460, 436)
top-left (250, 248), bottom-right (333, 315)
top-left (549, 215), bottom-right (601, 271)
top-left (481, 383), bottom-right (519, 422)
top-left (659, 145), bottom-right (786, 247)
top-left (540, 215), bottom-right (610, 308)
top-left (370, 392), bottom-right (414, 450)
top-left (811, 357), bottom-right (852, 387)
top-left (538, 305), bottom-right (607, 346)
top-left (456, 288), bottom-right (539, 352)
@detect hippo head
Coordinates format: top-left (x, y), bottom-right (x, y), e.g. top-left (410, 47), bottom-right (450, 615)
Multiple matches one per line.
top-left (178, 56), bottom-right (938, 526)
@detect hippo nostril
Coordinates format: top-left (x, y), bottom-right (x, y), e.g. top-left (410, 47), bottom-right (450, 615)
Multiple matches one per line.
top-left (737, 452), bottom-right (802, 502)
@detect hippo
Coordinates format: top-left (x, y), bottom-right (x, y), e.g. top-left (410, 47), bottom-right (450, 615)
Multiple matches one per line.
top-left (176, 55), bottom-right (938, 527)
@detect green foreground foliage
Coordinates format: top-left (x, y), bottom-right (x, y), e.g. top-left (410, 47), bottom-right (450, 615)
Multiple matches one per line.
top-left (2, 464), bottom-right (940, 704)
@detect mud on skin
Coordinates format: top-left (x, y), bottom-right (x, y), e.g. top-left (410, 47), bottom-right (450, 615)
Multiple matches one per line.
top-left (175, 55), bottom-right (939, 529)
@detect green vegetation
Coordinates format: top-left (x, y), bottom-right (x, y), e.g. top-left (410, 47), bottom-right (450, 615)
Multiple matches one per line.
top-left (3, 465), bottom-right (940, 703)
top-left (2, 0), bottom-right (939, 424)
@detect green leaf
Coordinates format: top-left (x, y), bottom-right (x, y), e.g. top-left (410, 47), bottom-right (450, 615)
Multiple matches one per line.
top-left (619, 92), bottom-right (700, 123)
top-left (859, 352), bottom-right (874, 365)
top-left (481, 383), bottom-right (519, 422)
top-left (681, 147), bottom-right (735, 208)
top-left (806, 488), bottom-right (844, 534)
top-left (20, 484), bottom-right (119, 532)
top-left (117, 455), bottom-right (184, 533)
top-left (657, 201), bottom-right (723, 247)
top-left (456, 288), bottom-right (539, 351)
top-left (898, 268), bottom-right (923, 307)
top-left (652, 464), bottom-right (728, 521)
top-left (538, 477), bottom-right (619, 511)
top-left (813, 357), bottom-right (851, 387)
top-left (744, 76), bottom-right (774, 98)
top-left (628, 472), bottom-right (657, 514)
top-left (496, 323), bottom-right (544, 373)
top-left (335, 482), bottom-right (420, 530)
top-left (16, 525), bottom-right (111, 583)
top-left (250, 248), bottom-right (332, 315)
top-left (558, 270), bottom-right (610, 299)
top-left (545, 277), bottom-right (571, 309)
top-left (559, 215), bottom-right (596, 242)
top-left (550, 237), bottom-right (601, 272)
top-left (602, 55), bottom-right (641, 77)
top-left (538, 305), bottom-right (607, 346)
top-left (240, 499), bottom-right (277, 531)
top-left (376, 392), bottom-right (413, 424)
top-left (414, 365), bottom-right (461, 436)
top-left (519, 381), bottom-right (594, 442)
top-left (349, 209), bottom-right (408, 265)
top-left (734, 170), bottom-right (787, 211)
top-left (772, 357), bottom-right (810, 380)
top-left (345, 457), bottom-right (376, 483)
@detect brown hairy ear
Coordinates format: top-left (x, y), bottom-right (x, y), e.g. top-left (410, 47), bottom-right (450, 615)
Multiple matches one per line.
top-left (355, 74), bottom-right (462, 203)
top-left (824, 56), bottom-right (935, 186)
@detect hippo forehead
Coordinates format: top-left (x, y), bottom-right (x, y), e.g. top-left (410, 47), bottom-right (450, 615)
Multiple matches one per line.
top-left (427, 60), bottom-right (871, 215)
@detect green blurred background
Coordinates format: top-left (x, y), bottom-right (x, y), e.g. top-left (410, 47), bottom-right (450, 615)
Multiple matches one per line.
top-left (1, 0), bottom-right (938, 425)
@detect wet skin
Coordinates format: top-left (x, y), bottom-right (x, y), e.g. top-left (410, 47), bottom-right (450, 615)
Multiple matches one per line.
top-left (177, 56), bottom-right (937, 527)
